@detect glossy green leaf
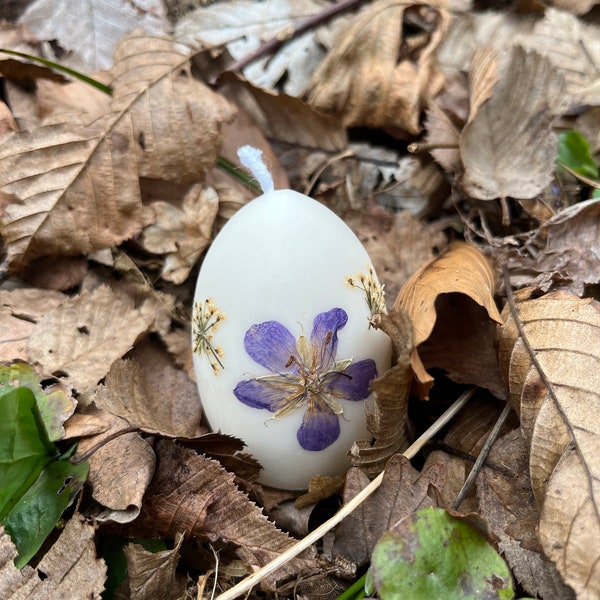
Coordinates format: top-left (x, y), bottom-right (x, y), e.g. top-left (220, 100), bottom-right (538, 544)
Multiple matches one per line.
top-left (557, 130), bottom-right (599, 179)
top-left (0, 381), bottom-right (88, 568)
top-left (368, 507), bottom-right (514, 600)
top-left (3, 458), bottom-right (89, 568)
top-left (0, 387), bottom-right (56, 520)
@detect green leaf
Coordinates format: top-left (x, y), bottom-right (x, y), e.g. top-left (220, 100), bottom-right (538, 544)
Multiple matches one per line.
top-left (0, 387), bottom-right (57, 520)
top-left (557, 130), bottom-right (599, 179)
top-left (368, 507), bottom-right (514, 600)
top-left (3, 458), bottom-right (89, 568)
top-left (0, 378), bottom-right (89, 567)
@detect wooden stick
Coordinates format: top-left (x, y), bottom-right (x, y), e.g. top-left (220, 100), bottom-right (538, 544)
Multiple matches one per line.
top-left (216, 388), bottom-right (475, 600)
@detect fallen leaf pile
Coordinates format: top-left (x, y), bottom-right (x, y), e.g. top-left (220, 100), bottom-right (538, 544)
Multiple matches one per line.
top-left (0, 0), bottom-right (599, 598)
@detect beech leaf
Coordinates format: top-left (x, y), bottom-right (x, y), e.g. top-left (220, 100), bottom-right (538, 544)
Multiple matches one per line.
top-left (460, 46), bottom-right (565, 200)
top-left (0, 32), bottom-right (234, 272)
top-left (95, 355), bottom-right (202, 439)
top-left (498, 289), bottom-right (600, 597)
top-left (28, 285), bottom-right (157, 394)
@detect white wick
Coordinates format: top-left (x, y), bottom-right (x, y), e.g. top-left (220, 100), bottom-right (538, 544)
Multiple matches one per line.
top-left (237, 145), bottom-right (274, 194)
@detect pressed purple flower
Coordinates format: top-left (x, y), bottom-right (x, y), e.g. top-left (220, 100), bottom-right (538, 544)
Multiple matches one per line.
top-left (233, 308), bottom-right (377, 451)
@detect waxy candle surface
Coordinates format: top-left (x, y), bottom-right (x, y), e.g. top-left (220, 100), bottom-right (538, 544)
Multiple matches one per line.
top-left (193, 189), bottom-right (392, 490)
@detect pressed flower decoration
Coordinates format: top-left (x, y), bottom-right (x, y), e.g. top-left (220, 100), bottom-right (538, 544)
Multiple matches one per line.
top-left (346, 266), bottom-right (386, 325)
top-left (192, 298), bottom-right (225, 373)
top-left (233, 307), bottom-right (377, 451)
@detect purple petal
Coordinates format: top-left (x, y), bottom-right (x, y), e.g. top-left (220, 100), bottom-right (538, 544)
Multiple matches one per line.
top-left (310, 308), bottom-right (348, 369)
top-left (324, 359), bottom-right (377, 400)
top-left (233, 378), bottom-right (284, 411)
top-left (297, 405), bottom-right (340, 451)
top-left (244, 321), bottom-right (297, 373)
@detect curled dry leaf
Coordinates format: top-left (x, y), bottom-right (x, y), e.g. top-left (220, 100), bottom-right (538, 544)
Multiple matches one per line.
top-left (0, 514), bottom-right (106, 599)
top-left (121, 440), bottom-right (316, 590)
top-left (460, 46), bottom-right (565, 200)
top-left (141, 184), bottom-right (219, 284)
top-left (307, 0), bottom-right (449, 134)
top-left (0, 32), bottom-right (234, 272)
top-left (350, 310), bottom-right (413, 477)
top-left (498, 289), bottom-right (600, 598)
top-left (477, 429), bottom-right (575, 600)
top-left (333, 455), bottom-right (446, 566)
top-left (28, 285), bottom-right (157, 395)
top-left (395, 241), bottom-right (503, 398)
top-left (76, 410), bottom-right (155, 523)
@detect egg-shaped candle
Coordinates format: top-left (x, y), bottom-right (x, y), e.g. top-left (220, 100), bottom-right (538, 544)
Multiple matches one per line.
top-left (192, 147), bottom-right (392, 490)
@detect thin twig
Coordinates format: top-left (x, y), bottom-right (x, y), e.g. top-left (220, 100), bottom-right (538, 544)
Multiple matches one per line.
top-left (216, 388), bottom-right (475, 600)
top-left (451, 402), bottom-right (512, 510)
top-left (224, 0), bottom-right (369, 74)
top-left (70, 427), bottom-right (137, 464)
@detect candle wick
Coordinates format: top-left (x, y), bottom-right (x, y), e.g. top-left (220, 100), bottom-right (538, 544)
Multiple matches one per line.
top-left (237, 145), bottom-right (275, 194)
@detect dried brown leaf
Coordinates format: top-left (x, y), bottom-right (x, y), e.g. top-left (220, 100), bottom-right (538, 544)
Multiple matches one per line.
top-left (0, 287), bottom-right (66, 361)
top-left (96, 353), bottom-right (202, 439)
top-left (218, 72), bottom-right (347, 153)
top-left (140, 184), bottom-right (219, 284)
top-left (460, 46), bottom-right (565, 200)
top-left (0, 32), bottom-right (234, 272)
top-left (124, 533), bottom-right (186, 600)
top-left (466, 47), bottom-right (499, 124)
top-left (423, 102), bottom-right (461, 173)
top-left (307, 0), bottom-right (449, 134)
top-left (0, 514), bottom-right (106, 599)
top-left (345, 209), bottom-right (447, 305)
top-left (111, 33), bottom-right (234, 183)
top-left (333, 455), bottom-right (446, 565)
top-left (395, 241), bottom-right (503, 397)
top-left (477, 429), bottom-right (575, 600)
top-left (0, 114), bottom-right (143, 272)
top-left (517, 8), bottom-right (600, 107)
top-left (28, 285), bottom-right (156, 394)
top-left (506, 198), bottom-right (600, 296)
top-left (76, 410), bottom-right (155, 523)
top-left (349, 310), bottom-right (413, 476)
top-left (499, 290), bottom-right (600, 597)
top-left (122, 440), bottom-right (316, 590)
top-left (18, 0), bottom-right (168, 72)
top-left (21, 256), bottom-right (88, 291)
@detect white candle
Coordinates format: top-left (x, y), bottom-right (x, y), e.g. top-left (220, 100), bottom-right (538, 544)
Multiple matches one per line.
top-left (192, 147), bottom-right (392, 490)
